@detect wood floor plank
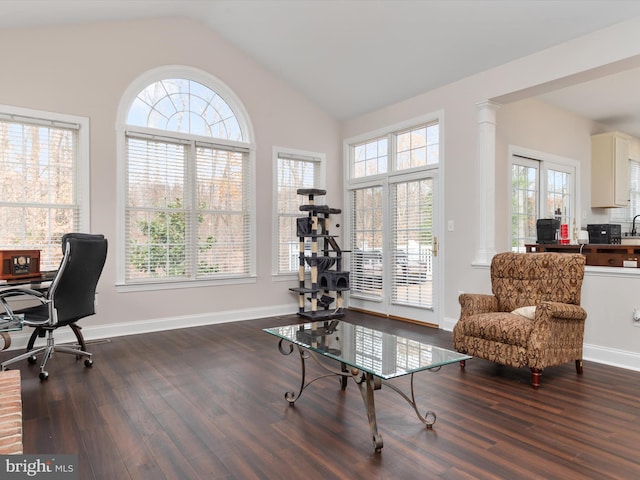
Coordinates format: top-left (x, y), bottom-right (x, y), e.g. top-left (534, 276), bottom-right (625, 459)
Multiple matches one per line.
top-left (1, 310), bottom-right (639, 479)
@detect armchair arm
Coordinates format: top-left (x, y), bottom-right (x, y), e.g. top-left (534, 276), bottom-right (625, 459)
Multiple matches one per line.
top-left (535, 301), bottom-right (587, 322)
top-left (528, 301), bottom-right (588, 369)
top-left (459, 293), bottom-right (498, 318)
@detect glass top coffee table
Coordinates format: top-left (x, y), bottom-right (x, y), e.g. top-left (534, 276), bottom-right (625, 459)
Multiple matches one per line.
top-left (264, 320), bottom-right (471, 452)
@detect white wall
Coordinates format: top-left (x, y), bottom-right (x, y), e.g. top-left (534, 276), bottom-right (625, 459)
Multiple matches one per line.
top-left (2, 15), bottom-right (640, 370)
top-left (0, 17), bottom-right (341, 340)
top-left (342, 17), bottom-right (640, 370)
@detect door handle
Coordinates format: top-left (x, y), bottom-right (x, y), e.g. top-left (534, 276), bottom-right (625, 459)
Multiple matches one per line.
top-left (433, 236), bottom-right (438, 257)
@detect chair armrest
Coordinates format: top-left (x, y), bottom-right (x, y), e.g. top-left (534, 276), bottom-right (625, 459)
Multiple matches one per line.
top-left (0, 288), bottom-right (48, 322)
top-left (535, 301), bottom-right (587, 322)
top-left (459, 293), bottom-right (498, 317)
top-left (0, 288), bottom-right (47, 300)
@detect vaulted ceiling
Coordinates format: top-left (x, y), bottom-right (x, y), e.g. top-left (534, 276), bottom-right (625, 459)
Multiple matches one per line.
top-left (3, 0), bottom-right (640, 133)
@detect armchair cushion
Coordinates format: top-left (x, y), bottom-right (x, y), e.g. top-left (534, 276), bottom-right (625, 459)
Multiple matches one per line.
top-left (511, 306), bottom-right (536, 319)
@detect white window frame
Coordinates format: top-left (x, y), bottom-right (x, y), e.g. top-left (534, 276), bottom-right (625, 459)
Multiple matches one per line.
top-left (509, 146), bottom-right (580, 251)
top-left (272, 146), bottom-right (325, 278)
top-left (0, 104), bottom-right (90, 269)
top-left (116, 66), bottom-right (256, 291)
top-left (344, 111), bottom-right (443, 321)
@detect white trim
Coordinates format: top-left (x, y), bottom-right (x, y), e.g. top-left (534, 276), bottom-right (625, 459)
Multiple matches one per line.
top-left (1, 303), bottom-right (295, 352)
top-left (115, 275), bottom-right (257, 293)
top-left (583, 343), bottom-right (640, 372)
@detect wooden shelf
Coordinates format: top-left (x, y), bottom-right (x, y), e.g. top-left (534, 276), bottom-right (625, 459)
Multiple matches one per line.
top-left (525, 244), bottom-right (640, 268)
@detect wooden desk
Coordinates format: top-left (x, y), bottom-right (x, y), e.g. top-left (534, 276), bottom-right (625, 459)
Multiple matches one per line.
top-left (526, 244), bottom-right (640, 268)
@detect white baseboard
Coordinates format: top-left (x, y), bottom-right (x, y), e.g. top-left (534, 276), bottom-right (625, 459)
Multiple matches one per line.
top-left (6, 309), bottom-right (639, 373)
top-left (2, 304), bottom-right (295, 352)
top-left (442, 316), bottom-right (640, 373)
top-left (583, 343), bottom-right (640, 372)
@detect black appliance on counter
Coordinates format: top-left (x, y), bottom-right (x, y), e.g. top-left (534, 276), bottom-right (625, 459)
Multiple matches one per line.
top-left (536, 219), bottom-right (560, 244)
top-left (587, 224), bottom-right (621, 244)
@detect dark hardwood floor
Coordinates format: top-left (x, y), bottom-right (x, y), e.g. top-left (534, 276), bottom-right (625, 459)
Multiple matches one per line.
top-left (2, 310), bottom-right (639, 479)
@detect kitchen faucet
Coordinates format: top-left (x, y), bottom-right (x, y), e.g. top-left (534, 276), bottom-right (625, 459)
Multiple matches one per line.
top-left (632, 215), bottom-right (640, 236)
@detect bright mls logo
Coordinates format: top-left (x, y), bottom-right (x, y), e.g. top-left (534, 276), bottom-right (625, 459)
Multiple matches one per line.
top-left (0, 455), bottom-right (78, 479)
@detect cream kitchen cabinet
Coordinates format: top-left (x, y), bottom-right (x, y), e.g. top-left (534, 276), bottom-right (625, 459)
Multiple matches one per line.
top-left (591, 131), bottom-right (630, 208)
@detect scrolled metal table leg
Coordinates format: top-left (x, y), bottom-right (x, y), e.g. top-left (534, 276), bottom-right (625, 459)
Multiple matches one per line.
top-left (278, 340), bottom-right (350, 405)
top-left (352, 368), bottom-right (384, 452)
top-left (382, 372), bottom-right (437, 428)
top-left (278, 339), bottom-right (308, 405)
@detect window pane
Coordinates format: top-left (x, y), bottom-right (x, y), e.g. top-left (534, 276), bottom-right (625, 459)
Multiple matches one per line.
top-left (547, 168), bottom-right (571, 223)
top-left (196, 147), bottom-right (250, 276)
top-left (125, 137), bottom-right (188, 281)
top-left (391, 179), bottom-right (433, 308)
top-left (127, 78), bottom-right (244, 142)
top-left (0, 119), bottom-right (80, 270)
top-left (511, 162), bottom-right (538, 252)
top-left (395, 124), bottom-right (439, 170)
top-left (350, 186), bottom-right (384, 298)
top-left (352, 137), bottom-right (388, 178)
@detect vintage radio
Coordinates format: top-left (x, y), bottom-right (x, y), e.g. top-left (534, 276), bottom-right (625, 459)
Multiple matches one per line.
top-left (0, 250), bottom-right (41, 280)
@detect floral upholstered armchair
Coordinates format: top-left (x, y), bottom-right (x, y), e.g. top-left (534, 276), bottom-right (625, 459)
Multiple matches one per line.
top-left (453, 252), bottom-right (587, 388)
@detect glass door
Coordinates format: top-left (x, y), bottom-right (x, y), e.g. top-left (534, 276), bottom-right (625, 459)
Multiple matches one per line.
top-left (348, 172), bottom-right (439, 325)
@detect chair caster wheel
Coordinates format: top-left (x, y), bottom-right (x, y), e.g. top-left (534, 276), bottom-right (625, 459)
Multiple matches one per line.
top-left (84, 359), bottom-right (93, 368)
top-left (39, 371), bottom-right (49, 381)
top-left (27, 355), bottom-right (37, 365)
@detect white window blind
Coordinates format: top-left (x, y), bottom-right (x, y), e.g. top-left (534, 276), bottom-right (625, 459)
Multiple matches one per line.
top-left (349, 186), bottom-right (384, 298)
top-left (275, 152), bottom-right (322, 274)
top-left (390, 178), bottom-right (433, 308)
top-left (125, 134), bottom-right (251, 282)
top-left (126, 136), bottom-right (188, 281)
top-left (0, 115), bottom-right (82, 270)
top-left (196, 144), bottom-right (251, 276)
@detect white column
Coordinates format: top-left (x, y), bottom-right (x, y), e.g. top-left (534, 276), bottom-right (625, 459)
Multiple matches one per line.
top-left (473, 100), bottom-right (501, 265)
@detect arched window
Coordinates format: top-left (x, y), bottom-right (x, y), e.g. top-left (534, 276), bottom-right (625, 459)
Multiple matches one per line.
top-left (126, 78), bottom-right (244, 141)
top-left (119, 67), bottom-right (255, 287)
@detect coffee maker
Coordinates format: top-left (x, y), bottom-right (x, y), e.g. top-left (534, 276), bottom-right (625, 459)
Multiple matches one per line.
top-left (536, 219), bottom-right (560, 244)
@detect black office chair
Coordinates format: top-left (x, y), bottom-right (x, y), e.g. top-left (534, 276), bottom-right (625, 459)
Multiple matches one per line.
top-left (0, 233), bottom-right (108, 380)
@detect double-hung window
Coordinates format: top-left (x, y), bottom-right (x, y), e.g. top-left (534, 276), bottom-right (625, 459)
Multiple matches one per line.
top-left (0, 105), bottom-right (89, 270)
top-left (510, 151), bottom-right (577, 251)
top-left (122, 76), bottom-right (254, 286)
top-left (274, 148), bottom-right (324, 275)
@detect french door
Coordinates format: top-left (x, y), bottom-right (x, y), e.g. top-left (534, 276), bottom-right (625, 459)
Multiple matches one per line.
top-left (348, 171), bottom-right (439, 325)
